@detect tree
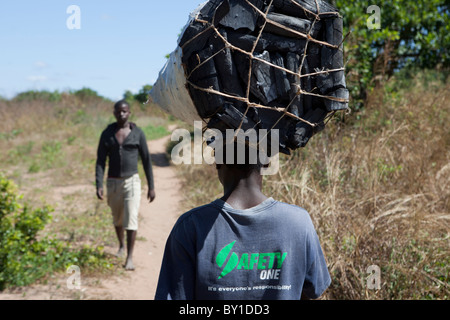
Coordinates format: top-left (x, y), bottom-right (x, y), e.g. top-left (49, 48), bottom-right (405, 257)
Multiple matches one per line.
top-left (333, 0), bottom-right (449, 109)
top-left (134, 85), bottom-right (153, 104)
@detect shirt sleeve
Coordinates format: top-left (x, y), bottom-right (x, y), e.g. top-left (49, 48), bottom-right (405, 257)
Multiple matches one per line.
top-left (95, 131), bottom-right (108, 189)
top-left (154, 219), bottom-right (196, 300)
top-left (138, 129), bottom-right (155, 190)
top-left (302, 228), bottom-right (331, 299)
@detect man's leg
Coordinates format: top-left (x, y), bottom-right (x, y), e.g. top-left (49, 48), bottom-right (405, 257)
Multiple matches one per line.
top-left (124, 230), bottom-right (136, 270)
top-left (123, 174), bottom-right (141, 271)
top-left (107, 178), bottom-right (126, 257)
top-left (114, 226), bottom-right (125, 257)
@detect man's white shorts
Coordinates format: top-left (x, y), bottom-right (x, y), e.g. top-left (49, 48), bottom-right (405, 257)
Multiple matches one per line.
top-left (106, 173), bottom-right (141, 230)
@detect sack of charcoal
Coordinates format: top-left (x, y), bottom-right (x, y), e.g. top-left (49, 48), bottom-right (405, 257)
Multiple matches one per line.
top-left (150, 0), bottom-right (349, 154)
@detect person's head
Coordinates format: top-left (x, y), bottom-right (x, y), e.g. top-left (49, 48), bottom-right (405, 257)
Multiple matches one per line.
top-left (113, 100), bottom-right (131, 125)
top-left (214, 139), bottom-right (264, 187)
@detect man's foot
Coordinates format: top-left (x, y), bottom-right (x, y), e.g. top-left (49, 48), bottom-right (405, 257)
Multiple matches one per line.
top-left (116, 247), bottom-right (125, 257)
top-left (124, 258), bottom-right (135, 271)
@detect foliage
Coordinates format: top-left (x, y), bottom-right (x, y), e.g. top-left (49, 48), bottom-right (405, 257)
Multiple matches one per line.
top-left (0, 173), bottom-right (112, 290)
top-left (123, 84), bottom-right (153, 106)
top-left (13, 90), bottom-right (62, 102)
top-left (72, 87), bottom-right (102, 100)
top-left (134, 85), bottom-right (153, 104)
top-left (333, 0), bottom-right (449, 109)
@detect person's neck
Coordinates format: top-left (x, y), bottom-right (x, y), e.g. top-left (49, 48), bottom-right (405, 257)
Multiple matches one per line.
top-left (116, 121), bottom-right (130, 129)
top-left (221, 173), bottom-right (268, 210)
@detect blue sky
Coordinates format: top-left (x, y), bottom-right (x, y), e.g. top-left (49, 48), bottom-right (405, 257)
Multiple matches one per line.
top-left (0, 0), bottom-right (205, 100)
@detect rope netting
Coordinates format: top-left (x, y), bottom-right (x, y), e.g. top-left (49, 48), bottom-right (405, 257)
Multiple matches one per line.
top-left (181, 0), bottom-right (349, 137)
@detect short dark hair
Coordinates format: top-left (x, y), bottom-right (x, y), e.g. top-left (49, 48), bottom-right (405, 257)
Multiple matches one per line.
top-left (215, 139), bottom-right (263, 173)
top-left (114, 100), bottom-right (130, 110)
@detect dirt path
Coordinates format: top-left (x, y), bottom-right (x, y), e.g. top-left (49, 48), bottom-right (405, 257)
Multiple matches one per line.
top-left (0, 135), bottom-right (182, 300)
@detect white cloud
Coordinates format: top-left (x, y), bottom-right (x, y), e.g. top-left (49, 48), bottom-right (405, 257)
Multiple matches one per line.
top-left (26, 75), bottom-right (47, 82)
top-left (34, 61), bottom-right (48, 68)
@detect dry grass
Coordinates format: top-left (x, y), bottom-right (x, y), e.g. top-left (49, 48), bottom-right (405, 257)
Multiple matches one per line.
top-left (1, 70), bottom-right (447, 298)
top-left (176, 70), bottom-right (449, 299)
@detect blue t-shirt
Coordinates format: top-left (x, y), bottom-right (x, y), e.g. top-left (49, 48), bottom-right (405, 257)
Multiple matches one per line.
top-left (155, 197), bottom-right (331, 300)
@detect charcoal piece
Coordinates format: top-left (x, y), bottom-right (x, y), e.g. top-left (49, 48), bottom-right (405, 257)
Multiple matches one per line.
top-left (233, 51), bottom-right (251, 85)
top-left (323, 17), bottom-right (343, 47)
top-left (285, 52), bottom-right (303, 117)
top-left (186, 45), bottom-right (224, 118)
top-left (180, 24), bottom-right (216, 64)
top-left (321, 46), bottom-right (343, 69)
top-left (317, 17), bottom-right (346, 104)
top-left (323, 87), bottom-right (349, 111)
top-left (320, 16), bottom-right (344, 94)
top-left (211, 103), bottom-right (259, 131)
top-left (185, 45), bottom-right (212, 79)
top-left (286, 52), bottom-right (300, 97)
top-left (219, 0), bottom-right (258, 31)
top-left (224, 32), bottom-right (259, 52)
top-left (265, 13), bottom-right (322, 39)
top-left (316, 69), bottom-right (346, 94)
top-left (250, 51), bottom-right (278, 104)
top-left (271, 52), bottom-right (291, 99)
top-left (304, 103), bottom-right (327, 124)
top-left (306, 43), bottom-right (321, 70)
top-left (301, 59), bottom-right (313, 112)
top-left (209, 29), bottom-right (245, 101)
top-left (261, 33), bottom-right (307, 53)
top-left (321, 17), bottom-right (343, 70)
top-left (187, 85), bottom-right (223, 118)
top-left (196, 0), bottom-right (229, 25)
top-left (206, 105), bottom-right (263, 149)
top-left (319, 46), bottom-right (344, 95)
top-left (206, 115), bottom-right (229, 132)
top-left (288, 107), bottom-right (327, 148)
top-left (288, 97), bottom-right (302, 117)
top-left (256, 108), bottom-right (292, 154)
top-left (286, 52), bottom-right (300, 77)
top-left (227, 32), bottom-right (307, 53)
top-left (271, 0), bottom-right (339, 19)
top-left (288, 95), bottom-right (303, 118)
top-left (179, 0), bottom-right (230, 61)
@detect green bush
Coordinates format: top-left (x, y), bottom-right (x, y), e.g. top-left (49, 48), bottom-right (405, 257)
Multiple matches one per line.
top-left (73, 87), bottom-right (101, 100)
top-left (13, 90), bottom-right (62, 102)
top-left (334, 0), bottom-right (449, 110)
top-left (0, 173), bottom-right (111, 290)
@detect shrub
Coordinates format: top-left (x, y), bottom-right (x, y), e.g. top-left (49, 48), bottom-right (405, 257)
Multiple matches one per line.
top-left (0, 173), bottom-right (111, 290)
top-left (13, 90), bottom-right (62, 102)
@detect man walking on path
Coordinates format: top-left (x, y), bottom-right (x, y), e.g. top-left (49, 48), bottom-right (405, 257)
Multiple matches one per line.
top-left (96, 100), bottom-right (156, 270)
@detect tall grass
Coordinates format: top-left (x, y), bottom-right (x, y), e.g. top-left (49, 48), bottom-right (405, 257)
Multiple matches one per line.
top-left (176, 70), bottom-right (449, 299)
